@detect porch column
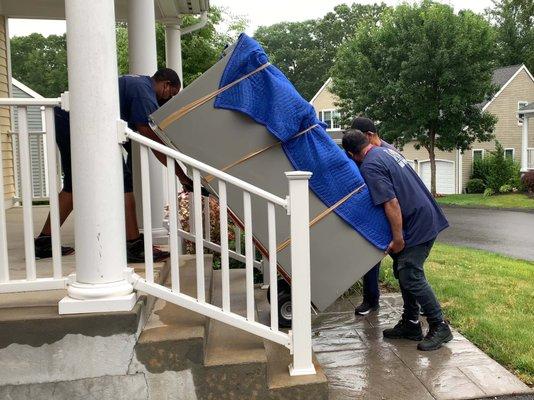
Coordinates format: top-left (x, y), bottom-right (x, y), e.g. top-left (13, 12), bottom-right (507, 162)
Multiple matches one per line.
top-left (128, 0), bottom-right (168, 240)
top-left (521, 116), bottom-right (529, 172)
top-left (59, 0), bottom-right (135, 314)
top-left (164, 21), bottom-right (183, 86)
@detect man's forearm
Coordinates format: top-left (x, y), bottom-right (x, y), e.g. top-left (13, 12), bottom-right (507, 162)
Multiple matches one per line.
top-left (384, 198), bottom-right (403, 240)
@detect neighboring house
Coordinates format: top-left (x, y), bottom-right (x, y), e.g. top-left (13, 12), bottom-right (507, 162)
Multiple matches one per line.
top-left (0, 16), bottom-right (13, 209)
top-left (310, 64), bottom-right (534, 194)
top-left (10, 78), bottom-right (50, 202)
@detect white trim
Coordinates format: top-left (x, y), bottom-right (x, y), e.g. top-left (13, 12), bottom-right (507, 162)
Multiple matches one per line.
top-left (11, 78), bottom-right (45, 99)
top-left (472, 149), bottom-right (485, 160)
top-left (528, 147), bottom-right (534, 170)
top-left (483, 65), bottom-right (534, 112)
top-left (504, 147), bottom-right (515, 160)
top-left (318, 108), bottom-right (341, 131)
top-left (518, 101), bottom-right (529, 125)
top-left (310, 77), bottom-right (332, 104)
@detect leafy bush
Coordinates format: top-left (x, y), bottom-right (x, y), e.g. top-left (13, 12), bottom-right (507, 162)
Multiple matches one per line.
top-left (483, 187), bottom-right (495, 197)
top-left (499, 184), bottom-right (512, 194)
top-left (466, 178), bottom-right (485, 194)
top-left (471, 141), bottom-right (521, 193)
top-left (522, 171), bottom-right (534, 194)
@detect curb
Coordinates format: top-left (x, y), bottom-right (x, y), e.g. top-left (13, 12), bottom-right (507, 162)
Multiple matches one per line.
top-left (439, 204), bottom-right (534, 214)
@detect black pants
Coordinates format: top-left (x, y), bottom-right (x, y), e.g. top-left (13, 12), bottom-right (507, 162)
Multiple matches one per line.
top-left (391, 239), bottom-right (444, 325)
top-left (363, 262), bottom-right (380, 305)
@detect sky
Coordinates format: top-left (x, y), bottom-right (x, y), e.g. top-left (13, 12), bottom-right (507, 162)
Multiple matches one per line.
top-left (8, 0), bottom-right (495, 38)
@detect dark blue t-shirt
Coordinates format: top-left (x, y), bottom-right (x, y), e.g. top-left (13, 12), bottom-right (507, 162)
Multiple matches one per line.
top-left (360, 146), bottom-right (449, 248)
top-left (118, 75), bottom-right (158, 129)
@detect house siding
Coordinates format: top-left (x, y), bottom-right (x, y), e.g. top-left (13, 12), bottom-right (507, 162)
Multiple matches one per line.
top-left (311, 82), bottom-right (339, 112)
top-left (462, 69), bottom-right (534, 189)
top-left (0, 16), bottom-right (14, 205)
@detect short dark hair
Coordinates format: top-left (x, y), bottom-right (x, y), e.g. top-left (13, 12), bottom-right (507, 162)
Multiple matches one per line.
top-left (342, 129), bottom-right (369, 154)
top-left (350, 117), bottom-right (377, 134)
top-left (152, 68), bottom-right (181, 87)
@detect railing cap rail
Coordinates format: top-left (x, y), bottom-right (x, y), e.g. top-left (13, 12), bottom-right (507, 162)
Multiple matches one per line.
top-left (0, 98), bottom-right (61, 106)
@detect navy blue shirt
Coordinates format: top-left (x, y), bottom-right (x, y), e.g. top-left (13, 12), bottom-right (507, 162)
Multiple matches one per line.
top-left (118, 75), bottom-right (158, 129)
top-left (360, 146), bottom-right (449, 248)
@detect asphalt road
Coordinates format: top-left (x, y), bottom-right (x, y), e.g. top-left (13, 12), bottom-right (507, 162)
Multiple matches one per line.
top-left (437, 206), bottom-right (534, 261)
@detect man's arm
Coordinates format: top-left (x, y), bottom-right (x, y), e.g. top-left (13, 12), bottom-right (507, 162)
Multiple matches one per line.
top-left (383, 198), bottom-right (405, 254)
top-left (136, 124), bottom-right (192, 187)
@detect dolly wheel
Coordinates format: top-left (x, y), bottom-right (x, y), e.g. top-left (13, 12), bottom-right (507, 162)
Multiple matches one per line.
top-left (278, 291), bottom-right (292, 328)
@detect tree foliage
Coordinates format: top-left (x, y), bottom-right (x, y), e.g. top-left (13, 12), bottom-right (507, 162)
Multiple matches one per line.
top-left (488, 0), bottom-right (534, 73)
top-left (254, 3), bottom-right (387, 100)
top-left (332, 1), bottom-right (498, 195)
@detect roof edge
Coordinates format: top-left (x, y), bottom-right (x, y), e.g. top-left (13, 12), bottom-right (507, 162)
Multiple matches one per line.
top-left (310, 77), bottom-right (332, 104)
top-left (482, 64), bottom-right (534, 112)
top-left (11, 78), bottom-right (44, 99)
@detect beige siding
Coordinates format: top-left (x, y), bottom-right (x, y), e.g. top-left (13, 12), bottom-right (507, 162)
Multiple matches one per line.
top-left (311, 81), bottom-right (339, 112)
top-left (462, 68), bottom-right (534, 189)
top-left (0, 16), bottom-right (13, 204)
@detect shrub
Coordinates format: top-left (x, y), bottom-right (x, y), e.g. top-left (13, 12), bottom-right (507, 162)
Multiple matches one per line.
top-left (483, 187), bottom-right (495, 197)
top-left (471, 141), bottom-right (521, 193)
top-left (499, 184), bottom-right (512, 194)
top-left (466, 178), bottom-right (485, 194)
top-left (522, 171), bottom-right (534, 194)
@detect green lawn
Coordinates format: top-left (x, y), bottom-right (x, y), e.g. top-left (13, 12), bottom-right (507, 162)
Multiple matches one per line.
top-left (377, 243), bottom-right (534, 384)
top-left (436, 193), bottom-right (534, 210)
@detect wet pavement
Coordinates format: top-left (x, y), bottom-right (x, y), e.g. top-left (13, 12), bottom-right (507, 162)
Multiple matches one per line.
top-left (313, 294), bottom-right (532, 400)
top-left (438, 206), bottom-right (534, 261)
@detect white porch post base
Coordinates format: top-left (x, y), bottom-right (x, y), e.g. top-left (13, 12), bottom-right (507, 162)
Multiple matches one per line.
top-left (59, 276), bottom-right (136, 314)
top-left (289, 363), bottom-right (318, 377)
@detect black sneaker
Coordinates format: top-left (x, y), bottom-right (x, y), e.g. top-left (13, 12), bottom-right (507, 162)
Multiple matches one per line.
top-left (34, 235), bottom-right (75, 259)
top-left (383, 319), bottom-right (423, 341)
top-left (127, 234), bottom-right (170, 263)
top-left (354, 300), bottom-right (379, 316)
top-left (417, 322), bottom-right (453, 351)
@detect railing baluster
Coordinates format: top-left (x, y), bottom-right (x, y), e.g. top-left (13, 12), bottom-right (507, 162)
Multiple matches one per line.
top-left (44, 107), bottom-right (62, 279)
top-left (268, 202), bottom-right (278, 330)
top-left (193, 169), bottom-right (205, 302)
top-left (234, 224), bottom-right (241, 254)
top-left (18, 107), bottom-right (36, 280)
top-left (203, 196), bottom-right (211, 242)
top-left (188, 192), bottom-right (195, 235)
top-left (218, 180), bottom-right (230, 312)
top-left (0, 125), bottom-right (9, 281)
top-left (166, 156), bottom-right (180, 291)
top-left (140, 145), bottom-right (154, 282)
top-left (243, 191), bottom-right (254, 321)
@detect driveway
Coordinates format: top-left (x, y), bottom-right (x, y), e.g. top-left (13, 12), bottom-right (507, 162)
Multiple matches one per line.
top-left (438, 206), bottom-right (534, 261)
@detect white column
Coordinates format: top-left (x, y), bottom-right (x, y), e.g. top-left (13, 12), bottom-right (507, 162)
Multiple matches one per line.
top-left (59, 0), bottom-right (135, 314)
top-left (521, 117), bottom-right (529, 173)
top-left (128, 0), bottom-right (168, 240)
top-left (286, 171), bottom-right (316, 377)
top-left (165, 21), bottom-right (183, 86)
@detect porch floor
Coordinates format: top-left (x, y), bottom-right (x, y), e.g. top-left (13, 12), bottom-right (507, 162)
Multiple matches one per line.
top-left (314, 294), bottom-right (532, 400)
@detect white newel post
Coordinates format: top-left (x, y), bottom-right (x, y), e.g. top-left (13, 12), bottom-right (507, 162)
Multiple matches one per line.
top-left (128, 0), bottom-right (168, 240)
top-left (59, 0), bottom-right (136, 314)
top-left (286, 171), bottom-right (316, 376)
top-left (521, 117), bottom-right (529, 173)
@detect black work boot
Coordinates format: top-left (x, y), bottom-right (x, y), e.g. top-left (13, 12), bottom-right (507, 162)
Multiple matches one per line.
top-left (354, 300), bottom-right (379, 316)
top-left (34, 235), bottom-right (75, 259)
top-left (383, 319), bottom-right (423, 341)
top-left (126, 234), bottom-right (170, 263)
top-left (417, 322), bottom-right (453, 351)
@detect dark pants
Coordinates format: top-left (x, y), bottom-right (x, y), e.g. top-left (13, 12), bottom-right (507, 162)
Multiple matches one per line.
top-left (363, 262), bottom-right (380, 305)
top-left (391, 239), bottom-right (444, 325)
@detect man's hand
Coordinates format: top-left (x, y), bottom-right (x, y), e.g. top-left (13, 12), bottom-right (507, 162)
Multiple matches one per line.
top-left (386, 237), bottom-right (405, 254)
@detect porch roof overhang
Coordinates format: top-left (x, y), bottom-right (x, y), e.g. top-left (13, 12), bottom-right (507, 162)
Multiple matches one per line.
top-left (0, 0), bottom-right (209, 20)
top-left (518, 102), bottom-right (534, 117)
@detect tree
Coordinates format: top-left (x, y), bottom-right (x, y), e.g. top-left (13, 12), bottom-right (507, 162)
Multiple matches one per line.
top-left (10, 33), bottom-right (68, 97)
top-left (487, 0), bottom-right (534, 73)
top-left (254, 3), bottom-right (387, 100)
top-left (332, 1), bottom-right (498, 195)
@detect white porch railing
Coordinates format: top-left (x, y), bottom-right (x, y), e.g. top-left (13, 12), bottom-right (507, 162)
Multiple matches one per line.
top-left (528, 148), bottom-right (534, 170)
top-left (124, 128), bottom-right (316, 376)
top-left (0, 97), bottom-right (67, 293)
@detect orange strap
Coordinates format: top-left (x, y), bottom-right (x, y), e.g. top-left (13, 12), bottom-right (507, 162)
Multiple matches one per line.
top-left (158, 63), bottom-right (271, 130)
top-left (276, 183), bottom-right (366, 253)
top-left (204, 124), bottom-right (319, 183)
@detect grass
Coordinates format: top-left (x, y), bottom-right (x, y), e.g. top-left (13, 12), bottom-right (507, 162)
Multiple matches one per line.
top-left (436, 193), bottom-right (534, 210)
top-left (377, 243), bottom-right (534, 384)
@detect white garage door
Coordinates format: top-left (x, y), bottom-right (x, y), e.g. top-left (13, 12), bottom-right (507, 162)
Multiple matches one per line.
top-left (419, 160), bottom-right (455, 194)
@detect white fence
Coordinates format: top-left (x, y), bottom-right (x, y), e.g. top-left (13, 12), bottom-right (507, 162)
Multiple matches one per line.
top-left (0, 98), bottom-right (67, 293)
top-left (125, 128), bottom-right (316, 376)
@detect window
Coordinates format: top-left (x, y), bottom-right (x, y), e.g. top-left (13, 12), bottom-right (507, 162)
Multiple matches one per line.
top-left (318, 109), bottom-right (341, 131)
top-left (518, 101), bottom-right (528, 126)
top-left (505, 148), bottom-right (515, 161)
top-left (473, 149), bottom-right (484, 162)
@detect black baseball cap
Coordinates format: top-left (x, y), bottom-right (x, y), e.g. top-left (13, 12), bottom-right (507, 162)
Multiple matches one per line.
top-left (350, 117), bottom-right (377, 133)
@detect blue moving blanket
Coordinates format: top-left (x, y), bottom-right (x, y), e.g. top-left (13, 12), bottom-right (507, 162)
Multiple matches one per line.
top-left (214, 34), bottom-right (392, 250)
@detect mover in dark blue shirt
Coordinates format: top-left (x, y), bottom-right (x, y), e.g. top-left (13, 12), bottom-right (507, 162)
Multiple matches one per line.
top-left (342, 129), bottom-right (452, 351)
top-left (35, 69), bottom-right (191, 262)
top-left (349, 117), bottom-right (401, 316)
